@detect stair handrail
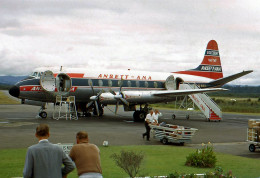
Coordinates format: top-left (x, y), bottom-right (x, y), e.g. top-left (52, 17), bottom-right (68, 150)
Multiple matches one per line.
top-left (182, 83), bottom-right (222, 118)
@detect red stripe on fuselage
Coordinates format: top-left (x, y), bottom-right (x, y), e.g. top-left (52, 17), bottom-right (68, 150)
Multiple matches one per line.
top-left (20, 86), bottom-right (43, 92)
top-left (20, 86), bottom-right (78, 92)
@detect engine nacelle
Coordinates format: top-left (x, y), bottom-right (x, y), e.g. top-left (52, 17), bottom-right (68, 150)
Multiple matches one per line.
top-left (99, 91), bottom-right (162, 105)
top-left (22, 99), bottom-right (46, 107)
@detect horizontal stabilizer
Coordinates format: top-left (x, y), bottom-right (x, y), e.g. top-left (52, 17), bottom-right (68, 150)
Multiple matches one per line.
top-left (209, 70), bottom-right (253, 87)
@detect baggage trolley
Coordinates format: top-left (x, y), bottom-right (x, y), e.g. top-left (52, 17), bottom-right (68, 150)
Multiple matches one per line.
top-left (247, 127), bottom-right (260, 152)
top-left (150, 123), bottom-right (198, 145)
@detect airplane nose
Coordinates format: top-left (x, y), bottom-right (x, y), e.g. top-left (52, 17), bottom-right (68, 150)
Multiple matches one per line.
top-left (9, 86), bottom-right (20, 98)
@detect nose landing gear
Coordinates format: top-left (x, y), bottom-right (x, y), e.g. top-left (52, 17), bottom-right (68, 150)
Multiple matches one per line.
top-left (39, 105), bottom-right (47, 119)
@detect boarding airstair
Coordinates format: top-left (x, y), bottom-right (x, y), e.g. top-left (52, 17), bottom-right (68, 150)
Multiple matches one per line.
top-left (53, 95), bottom-right (78, 120)
top-left (179, 83), bottom-right (222, 121)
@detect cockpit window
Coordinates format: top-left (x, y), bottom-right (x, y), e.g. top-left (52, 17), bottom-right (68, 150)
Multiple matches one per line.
top-left (29, 72), bottom-right (43, 78)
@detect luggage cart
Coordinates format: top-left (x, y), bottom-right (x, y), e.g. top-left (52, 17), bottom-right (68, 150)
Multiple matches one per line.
top-left (247, 127), bottom-right (260, 152)
top-left (150, 123), bottom-right (198, 145)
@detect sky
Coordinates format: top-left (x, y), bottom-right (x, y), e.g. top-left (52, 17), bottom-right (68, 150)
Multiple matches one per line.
top-left (0, 0), bottom-right (259, 85)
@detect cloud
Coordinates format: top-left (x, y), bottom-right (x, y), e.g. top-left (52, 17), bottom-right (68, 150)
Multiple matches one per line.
top-left (0, 0), bottom-right (258, 85)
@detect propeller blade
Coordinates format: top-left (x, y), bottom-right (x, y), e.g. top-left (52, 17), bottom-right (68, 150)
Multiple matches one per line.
top-left (94, 101), bottom-right (99, 116)
top-left (109, 89), bottom-right (116, 95)
top-left (97, 90), bottom-right (103, 97)
top-left (86, 101), bottom-right (94, 108)
top-left (119, 98), bottom-right (129, 106)
top-left (90, 83), bottom-right (95, 95)
top-left (115, 101), bottom-right (119, 114)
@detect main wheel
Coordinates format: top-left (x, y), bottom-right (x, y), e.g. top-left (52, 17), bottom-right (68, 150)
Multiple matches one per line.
top-left (161, 138), bottom-right (168, 145)
top-left (133, 111), bottom-right (146, 122)
top-left (172, 114), bottom-right (176, 119)
top-left (249, 144), bottom-right (256, 152)
top-left (39, 111), bottom-right (47, 119)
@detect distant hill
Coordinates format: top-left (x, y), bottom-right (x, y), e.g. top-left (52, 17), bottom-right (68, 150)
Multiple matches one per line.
top-left (0, 76), bottom-right (27, 85)
top-left (209, 85), bottom-right (260, 98)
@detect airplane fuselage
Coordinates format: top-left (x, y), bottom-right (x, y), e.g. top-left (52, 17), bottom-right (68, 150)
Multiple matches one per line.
top-left (13, 67), bottom-right (213, 104)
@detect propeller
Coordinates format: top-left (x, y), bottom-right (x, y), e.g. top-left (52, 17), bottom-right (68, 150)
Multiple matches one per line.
top-left (86, 82), bottom-right (103, 116)
top-left (110, 81), bottom-right (129, 114)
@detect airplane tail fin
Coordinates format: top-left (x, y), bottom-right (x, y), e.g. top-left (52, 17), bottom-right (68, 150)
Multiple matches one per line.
top-left (175, 40), bottom-right (223, 80)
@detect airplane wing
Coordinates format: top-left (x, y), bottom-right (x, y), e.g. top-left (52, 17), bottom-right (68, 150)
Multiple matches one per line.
top-left (152, 88), bottom-right (227, 97)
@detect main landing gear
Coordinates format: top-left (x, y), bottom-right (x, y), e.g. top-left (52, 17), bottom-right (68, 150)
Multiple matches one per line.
top-left (133, 104), bottom-right (149, 122)
top-left (39, 105), bottom-right (47, 119)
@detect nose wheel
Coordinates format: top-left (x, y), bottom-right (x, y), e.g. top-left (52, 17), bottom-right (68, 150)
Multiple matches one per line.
top-left (39, 111), bottom-right (47, 119)
top-left (38, 105), bottom-right (47, 119)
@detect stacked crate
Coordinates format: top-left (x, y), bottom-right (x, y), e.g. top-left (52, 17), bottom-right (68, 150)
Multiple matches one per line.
top-left (248, 119), bottom-right (260, 142)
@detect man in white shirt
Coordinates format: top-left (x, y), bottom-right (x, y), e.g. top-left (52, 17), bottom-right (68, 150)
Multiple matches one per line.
top-left (153, 109), bottom-right (162, 124)
top-left (142, 110), bottom-right (153, 141)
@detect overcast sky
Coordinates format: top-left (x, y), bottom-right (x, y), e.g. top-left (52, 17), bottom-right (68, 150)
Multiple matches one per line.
top-left (0, 0), bottom-right (259, 85)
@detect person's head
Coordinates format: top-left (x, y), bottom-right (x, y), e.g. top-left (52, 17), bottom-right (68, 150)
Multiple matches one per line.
top-left (149, 109), bottom-right (153, 115)
top-left (76, 131), bottom-right (89, 144)
top-left (155, 109), bottom-right (159, 114)
top-left (35, 124), bottom-right (50, 140)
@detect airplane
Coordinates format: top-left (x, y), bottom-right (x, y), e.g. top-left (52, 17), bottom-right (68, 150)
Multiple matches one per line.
top-left (9, 40), bottom-right (252, 121)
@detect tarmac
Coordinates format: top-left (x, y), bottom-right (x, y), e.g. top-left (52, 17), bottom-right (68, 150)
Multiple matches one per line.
top-left (0, 102), bottom-right (260, 160)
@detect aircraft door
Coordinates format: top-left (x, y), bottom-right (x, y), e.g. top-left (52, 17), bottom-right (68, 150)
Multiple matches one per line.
top-left (40, 70), bottom-right (56, 92)
top-left (165, 75), bottom-right (176, 90)
top-left (56, 73), bottom-right (72, 93)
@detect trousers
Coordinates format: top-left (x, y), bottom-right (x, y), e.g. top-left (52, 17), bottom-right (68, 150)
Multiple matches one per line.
top-left (143, 121), bottom-right (150, 140)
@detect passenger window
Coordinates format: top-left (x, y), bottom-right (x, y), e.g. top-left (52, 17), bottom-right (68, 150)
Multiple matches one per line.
top-left (108, 80), bottom-right (112, 87)
top-left (98, 80), bottom-right (103, 86)
top-left (88, 79), bottom-right (93, 86)
top-left (118, 80), bottom-right (123, 87)
top-left (145, 81), bottom-right (149, 88)
top-left (154, 82), bottom-right (158, 88)
top-left (127, 81), bottom-right (131, 87)
top-left (136, 81), bottom-right (140, 87)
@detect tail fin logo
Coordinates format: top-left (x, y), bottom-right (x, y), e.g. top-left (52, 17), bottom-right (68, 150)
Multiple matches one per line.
top-left (205, 50), bottom-right (219, 56)
top-left (208, 59), bottom-right (217, 63)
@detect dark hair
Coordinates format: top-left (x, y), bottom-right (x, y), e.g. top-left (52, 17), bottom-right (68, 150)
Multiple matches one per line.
top-left (76, 131), bottom-right (88, 140)
top-left (36, 124), bottom-right (49, 137)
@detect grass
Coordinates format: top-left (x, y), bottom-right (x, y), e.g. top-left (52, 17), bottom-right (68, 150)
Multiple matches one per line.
top-left (0, 90), bottom-right (19, 104)
top-left (1, 145), bottom-right (260, 178)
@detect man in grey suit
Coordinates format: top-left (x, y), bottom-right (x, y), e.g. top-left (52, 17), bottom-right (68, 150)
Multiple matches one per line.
top-left (23, 124), bottom-right (75, 178)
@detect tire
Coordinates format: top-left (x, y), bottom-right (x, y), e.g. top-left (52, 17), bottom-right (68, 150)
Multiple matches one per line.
top-left (249, 144), bottom-right (256, 152)
top-left (186, 115), bottom-right (189, 120)
top-left (172, 114), bottom-right (176, 119)
top-left (133, 111), bottom-right (146, 122)
top-left (39, 111), bottom-right (47, 119)
top-left (133, 111), bottom-right (140, 122)
top-left (162, 138), bottom-right (168, 145)
top-left (139, 111), bottom-right (146, 121)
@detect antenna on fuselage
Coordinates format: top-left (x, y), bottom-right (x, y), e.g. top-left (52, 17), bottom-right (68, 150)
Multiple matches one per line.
top-left (60, 66), bottom-right (63, 71)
